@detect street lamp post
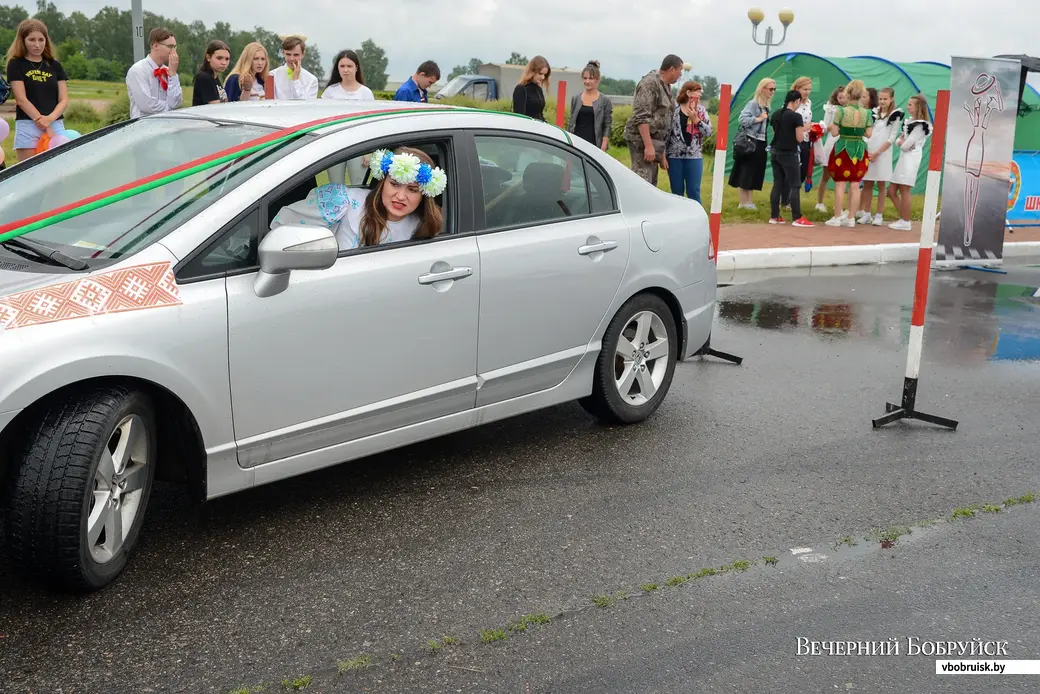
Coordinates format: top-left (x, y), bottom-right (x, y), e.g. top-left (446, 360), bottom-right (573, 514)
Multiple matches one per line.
top-left (131, 0), bottom-right (144, 62)
top-left (747, 7), bottom-right (795, 60)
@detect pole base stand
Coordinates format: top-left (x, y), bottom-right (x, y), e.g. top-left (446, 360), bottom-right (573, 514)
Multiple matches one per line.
top-left (694, 337), bottom-right (744, 365)
top-left (872, 402), bottom-right (959, 430)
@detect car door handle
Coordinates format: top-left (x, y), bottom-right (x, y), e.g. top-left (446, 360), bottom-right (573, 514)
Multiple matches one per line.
top-left (417, 266), bottom-right (473, 284)
top-left (578, 240), bottom-right (618, 255)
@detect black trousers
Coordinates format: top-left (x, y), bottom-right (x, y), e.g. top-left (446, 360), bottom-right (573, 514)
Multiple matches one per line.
top-left (771, 150), bottom-right (801, 219)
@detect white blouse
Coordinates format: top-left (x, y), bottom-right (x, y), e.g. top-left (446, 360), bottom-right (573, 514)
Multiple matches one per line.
top-left (270, 185), bottom-right (418, 250)
top-left (321, 83), bottom-right (375, 101)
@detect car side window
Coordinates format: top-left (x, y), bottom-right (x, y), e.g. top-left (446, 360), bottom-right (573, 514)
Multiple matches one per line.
top-left (584, 160), bottom-right (617, 214)
top-left (472, 82), bottom-right (489, 101)
top-left (474, 135), bottom-right (591, 231)
top-left (176, 206), bottom-right (259, 281)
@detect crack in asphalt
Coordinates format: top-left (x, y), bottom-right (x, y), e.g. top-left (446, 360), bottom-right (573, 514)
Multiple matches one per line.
top-left (219, 493), bottom-right (1037, 694)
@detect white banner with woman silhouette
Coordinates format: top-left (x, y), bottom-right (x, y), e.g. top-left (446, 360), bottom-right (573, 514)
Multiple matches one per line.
top-left (936, 56), bottom-right (1021, 265)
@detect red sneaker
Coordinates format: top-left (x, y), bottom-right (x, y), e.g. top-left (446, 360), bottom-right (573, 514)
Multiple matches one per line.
top-left (769, 217), bottom-right (786, 224)
top-left (792, 217), bottom-right (814, 228)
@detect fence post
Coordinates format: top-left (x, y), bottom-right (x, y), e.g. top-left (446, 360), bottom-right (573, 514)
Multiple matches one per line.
top-left (265, 75), bottom-right (275, 100)
top-left (708, 84), bottom-right (732, 262)
top-left (556, 81), bottom-right (567, 128)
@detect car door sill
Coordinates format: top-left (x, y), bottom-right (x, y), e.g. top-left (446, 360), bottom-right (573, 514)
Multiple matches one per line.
top-left (236, 377), bottom-right (478, 468)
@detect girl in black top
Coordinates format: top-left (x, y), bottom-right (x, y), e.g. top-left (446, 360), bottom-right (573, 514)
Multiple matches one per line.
top-left (512, 55), bottom-right (550, 121)
top-left (192, 40), bottom-right (231, 106)
top-left (5, 18), bottom-right (68, 162)
top-left (768, 89), bottom-right (811, 226)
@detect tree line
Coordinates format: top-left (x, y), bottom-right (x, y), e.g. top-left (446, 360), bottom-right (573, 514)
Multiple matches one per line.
top-left (0, 1), bottom-right (394, 89)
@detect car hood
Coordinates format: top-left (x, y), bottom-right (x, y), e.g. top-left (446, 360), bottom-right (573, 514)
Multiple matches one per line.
top-left (0, 244), bottom-right (179, 304)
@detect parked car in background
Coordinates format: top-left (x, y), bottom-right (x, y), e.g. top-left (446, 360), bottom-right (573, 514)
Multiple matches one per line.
top-left (0, 100), bottom-right (716, 592)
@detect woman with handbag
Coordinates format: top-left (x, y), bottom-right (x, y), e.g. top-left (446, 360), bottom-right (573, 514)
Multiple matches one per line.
top-left (728, 78), bottom-right (775, 210)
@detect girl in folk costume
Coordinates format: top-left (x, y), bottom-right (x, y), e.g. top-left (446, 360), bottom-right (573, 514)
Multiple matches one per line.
top-left (858, 87), bottom-right (904, 225)
top-left (886, 94), bottom-right (932, 230)
top-left (814, 85), bottom-right (848, 213)
top-left (824, 80), bottom-right (874, 228)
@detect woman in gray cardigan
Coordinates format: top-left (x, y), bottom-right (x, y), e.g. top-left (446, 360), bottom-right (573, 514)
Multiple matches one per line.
top-left (728, 78), bottom-right (775, 210)
top-left (568, 60), bottom-right (613, 151)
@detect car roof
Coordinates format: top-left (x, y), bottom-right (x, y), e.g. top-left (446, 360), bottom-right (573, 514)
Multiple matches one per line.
top-left (156, 100), bottom-right (560, 136)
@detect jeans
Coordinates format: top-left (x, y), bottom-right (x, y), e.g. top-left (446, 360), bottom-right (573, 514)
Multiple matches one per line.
top-left (667, 156), bottom-right (703, 203)
top-left (770, 150), bottom-right (801, 219)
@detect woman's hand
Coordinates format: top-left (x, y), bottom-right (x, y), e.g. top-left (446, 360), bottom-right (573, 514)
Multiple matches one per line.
top-left (241, 73), bottom-right (254, 91)
top-left (757, 112), bottom-right (768, 122)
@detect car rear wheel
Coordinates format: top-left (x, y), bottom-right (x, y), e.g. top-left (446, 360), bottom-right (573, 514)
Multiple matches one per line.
top-left (2, 385), bottom-right (157, 592)
top-left (580, 293), bottom-right (677, 424)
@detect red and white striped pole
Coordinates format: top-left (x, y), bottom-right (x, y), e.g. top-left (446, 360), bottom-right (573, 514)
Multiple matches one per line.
top-left (872, 88), bottom-right (957, 430)
top-left (708, 84), bottom-right (732, 263)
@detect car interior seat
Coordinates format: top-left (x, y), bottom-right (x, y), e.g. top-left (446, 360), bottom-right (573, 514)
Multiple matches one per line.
top-left (500, 162), bottom-right (569, 227)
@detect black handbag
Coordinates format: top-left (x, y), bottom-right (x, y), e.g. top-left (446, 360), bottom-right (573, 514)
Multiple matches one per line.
top-left (732, 126), bottom-right (756, 156)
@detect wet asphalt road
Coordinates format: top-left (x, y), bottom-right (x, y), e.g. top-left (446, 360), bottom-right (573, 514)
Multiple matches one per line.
top-left (2, 262), bottom-right (1040, 693)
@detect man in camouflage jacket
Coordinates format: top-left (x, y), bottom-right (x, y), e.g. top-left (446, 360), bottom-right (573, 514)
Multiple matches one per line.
top-left (624, 54), bottom-right (685, 185)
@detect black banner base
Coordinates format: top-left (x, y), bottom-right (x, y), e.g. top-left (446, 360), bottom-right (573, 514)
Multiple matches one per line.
top-left (872, 377), bottom-right (958, 430)
top-left (702, 347), bottom-right (744, 365)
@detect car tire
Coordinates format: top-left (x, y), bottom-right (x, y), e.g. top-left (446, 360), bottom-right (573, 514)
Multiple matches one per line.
top-left (2, 385), bottom-right (157, 592)
top-left (580, 293), bottom-right (678, 425)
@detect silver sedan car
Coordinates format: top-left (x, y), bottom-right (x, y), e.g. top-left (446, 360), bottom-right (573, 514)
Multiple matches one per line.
top-left (0, 101), bottom-right (716, 592)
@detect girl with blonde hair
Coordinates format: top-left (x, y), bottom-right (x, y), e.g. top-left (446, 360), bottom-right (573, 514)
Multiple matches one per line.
top-left (224, 42), bottom-right (270, 101)
top-left (859, 86), bottom-right (903, 225)
top-left (887, 94), bottom-right (932, 230)
top-left (5, 18), bottom-right (69, 161)
top-left (824, 80), bottom-right (874, 227)
top-left (728, 77), bottom-right (776, 209)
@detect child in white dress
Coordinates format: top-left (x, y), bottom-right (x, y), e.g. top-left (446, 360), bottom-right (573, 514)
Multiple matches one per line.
top-left (859, 87), bottom-right (903, 225)
top-left (887, 94), bottom-right (932, 231)
top-left (814, 85), bottom-right (848, 213)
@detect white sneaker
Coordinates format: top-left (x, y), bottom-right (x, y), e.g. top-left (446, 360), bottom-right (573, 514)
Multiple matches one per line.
top-left (842, 217), bottom-right (856, 228)
top-left (857, 211), bottom-right (871, 224)
top-left (815, 203), bottom-right (828, 213)
top-left (825, 217), bottom-right (843, 227)
top-left (872, 213), bottom-right (884, 226)
top-left (888, 219), bottom-right (912, 230)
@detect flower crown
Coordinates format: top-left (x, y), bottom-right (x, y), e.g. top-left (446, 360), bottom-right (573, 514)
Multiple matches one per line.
top-left (368, 149), bottom-right (447, 198)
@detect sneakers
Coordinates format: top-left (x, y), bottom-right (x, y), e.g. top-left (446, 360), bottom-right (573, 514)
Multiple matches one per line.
top-left (856, 211), bottom-right (872, 225)
top-left (814, 203), bottom-right (828, 213)
top-left (825, 216), bottom-right (844, 227)
top-left (872, 213), bottom-right (884, 226)
top-left (842, 216), bottom-right (856, 228)
top-left (792, 217), bottom-right (814, 228)
top-left (738, 202), bottom-right (759, 211)
top-left (888, 219), bottom-right (912, 230)
top-left (769, 217), bottom-right (786, 224)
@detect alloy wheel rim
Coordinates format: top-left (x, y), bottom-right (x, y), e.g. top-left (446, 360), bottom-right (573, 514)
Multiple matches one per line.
top-left (613, 310), bottom-right (669, 406)
top-left (87, 414), bottom-right (149, 564)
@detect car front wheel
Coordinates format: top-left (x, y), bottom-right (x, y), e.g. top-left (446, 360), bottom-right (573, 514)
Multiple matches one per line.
top-left (580, 293), bottom-right (678, 424)
top-left (3, 385), bottom-right (157, 592)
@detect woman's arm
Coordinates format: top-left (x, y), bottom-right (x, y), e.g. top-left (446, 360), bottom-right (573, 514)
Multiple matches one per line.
top-left (512, 83), bottom-right (527, 115)
top-left (45, 80), bottom-right (68, 127)
top-left (601, 98), bottom-right (612, 150)
top-left (10, 81), bottom-right (43, 123)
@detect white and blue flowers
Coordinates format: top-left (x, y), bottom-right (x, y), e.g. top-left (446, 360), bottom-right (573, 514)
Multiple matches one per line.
top-left (368, 149), bottom-right (448, 198)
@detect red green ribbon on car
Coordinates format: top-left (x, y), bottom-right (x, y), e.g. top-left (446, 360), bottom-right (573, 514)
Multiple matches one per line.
top-left (0, 105), bottom-right (572, 245)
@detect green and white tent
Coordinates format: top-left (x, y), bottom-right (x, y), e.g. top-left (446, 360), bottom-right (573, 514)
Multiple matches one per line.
top-left (726, 53), bottom-right (1040, 195)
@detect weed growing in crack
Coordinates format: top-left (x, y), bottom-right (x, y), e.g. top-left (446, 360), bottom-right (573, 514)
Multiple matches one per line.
top-left (664, 575), bottom-right (689, 588)
top-left (642, 583), bottom-right (659, 592)
top-left (509, 614), bottom-right (550, 633)
top-left (730, 560), bottom-right (753, 572)
top-left (694, 567), bottom-right (718, 578)
top-left (337, 655), bottom-right (372, 673)
top-left (763, 556), bottom-right (778, 566)
top-left (982, 504), bottom-right (1002, 514)
top-left (281, 676), bottom-right (312, 690)
top-left (480, 628), bottom-right (506, 643)
top-left (868, 526), bottom-right (912, 544)
top-left (952, 505), bottom-right (978, 519)
top-left (834, 535), bottom-right (858, 550)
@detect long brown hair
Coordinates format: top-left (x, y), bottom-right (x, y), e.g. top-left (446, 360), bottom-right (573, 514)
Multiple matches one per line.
top-left (5, 19), bottom-right (55, 63)
top-left (878, 86), bottom-right (896, 118)
top-left (198, 40), bottom-right (230, 77)
top-left (360, 147), bottom-right (444, 246)
top-left (519, 56), bottom-right (550, 86)
top-left (908, 94), bottom-right (931, 122)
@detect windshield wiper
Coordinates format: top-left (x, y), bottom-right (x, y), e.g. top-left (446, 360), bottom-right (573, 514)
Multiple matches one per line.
top-left (0, 237), bottom-right (89, 271)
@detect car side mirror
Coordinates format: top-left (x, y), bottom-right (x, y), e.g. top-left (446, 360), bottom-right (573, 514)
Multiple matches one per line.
top-left (253, 224), bottom-right (339, 298)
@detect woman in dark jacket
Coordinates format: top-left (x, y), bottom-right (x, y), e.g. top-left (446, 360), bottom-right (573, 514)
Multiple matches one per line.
top-left (512, 55), bottom-right (550, 120)
top-left (567, 60), bottom-right (613, 150)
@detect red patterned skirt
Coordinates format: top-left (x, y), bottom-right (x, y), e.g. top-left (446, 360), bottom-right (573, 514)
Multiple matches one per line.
top-left (827, 146), bottom-right (870, 183)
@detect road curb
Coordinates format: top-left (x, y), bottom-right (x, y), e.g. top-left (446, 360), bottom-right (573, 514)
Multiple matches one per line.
top-left (716, 241), bottom-right (1040, 271)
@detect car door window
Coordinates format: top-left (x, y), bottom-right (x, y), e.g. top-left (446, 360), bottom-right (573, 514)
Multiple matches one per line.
top-left (471, 82), bottom-right (489, 101)
top-left (583, 160), bottom-right (617, 214)
top-left (474, 136), bottom-right (590, 231)
top-left (176, 206), bottom-right (259, 282)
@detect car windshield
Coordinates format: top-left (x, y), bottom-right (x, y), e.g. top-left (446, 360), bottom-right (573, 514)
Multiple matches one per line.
top-left (436, 76), bottom-right (470, 98)
top-left (0, 116), bottom-right (309, 268)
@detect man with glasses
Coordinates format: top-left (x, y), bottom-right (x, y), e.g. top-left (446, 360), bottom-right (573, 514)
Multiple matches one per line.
top-left (126, 28), bottom-right (182, 119)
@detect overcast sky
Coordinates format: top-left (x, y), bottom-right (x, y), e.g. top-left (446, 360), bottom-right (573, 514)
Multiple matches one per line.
top-left (35, 0), bottom-right (1040, 88)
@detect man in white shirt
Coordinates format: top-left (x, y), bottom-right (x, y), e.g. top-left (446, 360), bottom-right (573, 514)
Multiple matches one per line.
top-left (270, 35), bottom-right (319, 100)
top-left (125, 28), bottom-right (182, 119)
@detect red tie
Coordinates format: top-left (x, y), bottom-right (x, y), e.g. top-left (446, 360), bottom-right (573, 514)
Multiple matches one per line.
top-left (154, 66), bottom-right (168, 91)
